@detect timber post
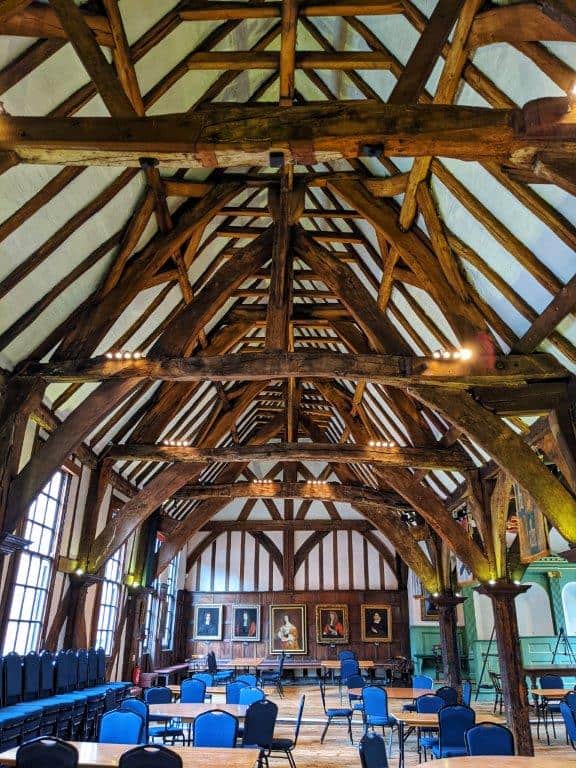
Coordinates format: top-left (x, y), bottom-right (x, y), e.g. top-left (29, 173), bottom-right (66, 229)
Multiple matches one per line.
top-left (431, 589), bottom-right (466, 689)
top-left (476, 580), bottom-right (533, 755)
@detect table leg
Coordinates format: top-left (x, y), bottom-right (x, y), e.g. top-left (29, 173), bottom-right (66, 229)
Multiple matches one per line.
top-left (398, 720), bottom-right (404, 768)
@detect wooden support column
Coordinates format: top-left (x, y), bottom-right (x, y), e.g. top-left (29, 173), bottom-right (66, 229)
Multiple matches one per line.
top-left (63, 574), bottom-right (102, 649)
top-left (122, 587), bottom-right (149, 681)
top-left (549, 388), bottom-right (576, 496)
top-left (476, 581), bottom-right (533, 755)
top-left (283, 525), bottom-right (295, 592)
top-left (431, 590), bottom-right (466, 689)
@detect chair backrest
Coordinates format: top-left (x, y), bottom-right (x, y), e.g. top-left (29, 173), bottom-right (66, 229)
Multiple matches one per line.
top-left (461, 681), bottom-right (472, 707)
top-left (436, 686), bottom-right (459, 706)
top-left (226, 681), bottom-right (249, 704)
top-left (412, 675), bottom-right (433, 690)
top-left (181, 678), bottom-right (205, 703)
top-left (87, 649), bottom-right (98, 686)
top-left (67, 649), bottom-right (78, 691)
top-left (339, 651), bottom-right (357, 661)
top-left (39, 651), bottom-right (54, 698)
top-left (118, 745), bottom-right (182, 768)
top-left (292, 694), bottom-right (306, 747)
top-left (192, 673), bottom-right (214, 687)
top-left (489, 671), bottom-right (502, 694)
top-left (16, 737), bottom-right (78, 768)
top-left (206, 652), bottom-right (217, 674)
top-left (236, 674), bottom-right (257, 687)
top-left (23, 653), bottom-right (40, 702)
top-left (416, 694), bottom-right (445, 714)
top-left (359, 732), bottom-right (388, 768)
top-left (54, 651), bottom-right (69, 695)
top-left (465, 723), bottom-right (515, 756)
top-left (346, 674), bottom-right (366, 690)
top-left (363, 686), bottom-right (390, 719)
top-left (121, 699), bottom-right (149, 743)
top-left (144, 686), bottom-right (172, 704)
top-left (193, 710), bottom-right (239, 747)
top-left (438, 705), bottom-right (475, 752)
top-left (4, 652), bottom-right (23, 705)
top-left (77, 650), bottom-right (88, 690)
top-left (541, 674), bottom-right (564, 689)
top-left (242, 699), bottom-right (278, 749)
top-left (340, 658), bottom-right (360, 682)
top-left (565, 691), bottom-right (576, 713)
top-left (561, 702), bottom-right (576, 741)
top-left (239, 686), bottom-right (265, 705)
top-left (98, 710), bottom-right (144, 744)
top-left (96, 648), bottom-right (106, 684)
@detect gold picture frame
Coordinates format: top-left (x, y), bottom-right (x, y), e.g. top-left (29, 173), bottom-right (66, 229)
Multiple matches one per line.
top-left (361, 604), bottom-right (392, 642)
top-left (316, 604), bottom-right (349, 644)
top-left (269, 604), bottom-right (307, 654)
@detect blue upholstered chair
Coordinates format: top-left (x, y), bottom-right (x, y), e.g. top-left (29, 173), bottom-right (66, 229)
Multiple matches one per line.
top-left (226, 681), bottom-right (249, 704)
top-left (241, 698), bottom-right (278, 765)
top-left (431, 705), bottom-right (475, 758)
top-left (259, 654), bottom-right (286, 698)
top-left (98, 710), bottom-right (144, 745)
top-left (16, 737), bottom-right (78, 768)
top-left (238, 687), bottom-right (265, 706)
top-left (207, 652), bottom-right (233, 684)
top-left (193, 710), bottom-right (238, 747)
top-left (236, 674), bottom-right (258, 687)
top-left (346, 673), bottom-right (366, 716)
top-left (180, 678), bottom-right (206, 703)
top-left (538, 674), bottom-right (564, 743)
top-left (415, 694), bottom-right (444, 761)
top-left (403, 675), bottom-right (434, 712)
top-left (269, 694), bottom-right (305, 768)
top-left (144, 688), bottom-right (184, 745)
top-left (118, 745), bottom-right (182, 768)
top-left (318, 680), bottom-right (353, 744)
top-left (359, 731), bottom-right (388, 768)
top-left (461, 681), bottom-right (472, 707)
top-left (436, 686), bottom-right (458, 707)
top-left (561, 701), bottom-right (576, 749)
top-left (465, 723), bottom-right (515, 756)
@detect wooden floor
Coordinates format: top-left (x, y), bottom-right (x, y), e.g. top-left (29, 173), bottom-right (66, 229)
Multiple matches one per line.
top-left (259, 684), bottom-right (576, 767)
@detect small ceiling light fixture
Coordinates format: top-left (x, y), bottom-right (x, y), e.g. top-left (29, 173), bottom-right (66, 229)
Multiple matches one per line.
top-left (75, 568), bottom-right (84, 576)
top-left (432, 348), bottom-right (473, 362)
top-left (105, 350), bottom-right (146, 360)
top-left (488, 579), bottom-right (496, 586)
top-left (369, 439), bottom-right (395, 448)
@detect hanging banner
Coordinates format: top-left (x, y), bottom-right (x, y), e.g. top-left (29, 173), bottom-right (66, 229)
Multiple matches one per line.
top-left (514, 483), bottom-right (549, 563)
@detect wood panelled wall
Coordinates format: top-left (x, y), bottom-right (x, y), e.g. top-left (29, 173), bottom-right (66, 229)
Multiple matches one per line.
top-left (186, 529), bottom-right (398, 593)
top-left (186, 589), bottom-right (410, 661)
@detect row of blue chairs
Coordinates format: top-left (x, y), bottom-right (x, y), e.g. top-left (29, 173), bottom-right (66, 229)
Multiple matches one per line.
top-left (0, 649), bottom-right (130, 750)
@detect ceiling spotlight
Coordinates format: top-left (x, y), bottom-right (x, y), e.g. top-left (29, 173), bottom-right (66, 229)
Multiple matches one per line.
top-left (432, 350), bottom-right (441, 360)
top-left (459, 348), bottom-right (473, 361)
top-left (75, 568), bottom-right (84, 576)
top-left (488, 579), bottom-right (496, 586)
top-left (114, 351), bottom-right (123, 360)
top-left (105, 352), bottom-right (113, 360)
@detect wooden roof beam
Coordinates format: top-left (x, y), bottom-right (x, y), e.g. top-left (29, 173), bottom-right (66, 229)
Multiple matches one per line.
top-left (179, 0), bottom-right (402, 20)
top-left (0, 2), bottom-right (113, 45)
top-left (107, 442), bottom-right (474, 470)
top-left (3, 99), bottom-right (576, 167)
top-left (25, 350), bottom-right (566, 387)
top-left (468, 3), bottom-right (576, 48)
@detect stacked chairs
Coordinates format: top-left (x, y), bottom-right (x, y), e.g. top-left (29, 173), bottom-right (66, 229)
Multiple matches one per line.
top-left (0, 647), bottom-right (130, 750)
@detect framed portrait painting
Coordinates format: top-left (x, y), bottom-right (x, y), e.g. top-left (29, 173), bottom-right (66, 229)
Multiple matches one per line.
top-left (316, 604), bottom-right (349, 644)
top-left (419, 590), bottom-right (440, 622)
top-left (361, 604), bottom-right (392, 642)
top-left (194, 604), bottom-right (223, 640)
top-left (231, 604), bottom-right (261, 642)
top-left (269, 605), bottom-right (307, 654)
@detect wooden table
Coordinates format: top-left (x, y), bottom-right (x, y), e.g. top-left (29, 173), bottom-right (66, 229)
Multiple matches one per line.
top-left (168, 684), bottom-right (223, 699)
top-left (148, 702), bottom-right (248, 722)
top-left (321, 660), bottom-right (375, 670)
top-left (431, 759), bottom-right (576, 768)
top-left (222, 658), bottom-right (265, 670)
top-left (153, 663), bottom-right (191, 685)
top-left (0, 743), bottom-right (259, 768)
top-left (523, 665), bottom-right (576, 687)
top-left (349, 686), bottom-right (432, 699)
top-left (392, 711), bottom-right (505, 768)
top-left (530, 688), bottom-right (569, 699)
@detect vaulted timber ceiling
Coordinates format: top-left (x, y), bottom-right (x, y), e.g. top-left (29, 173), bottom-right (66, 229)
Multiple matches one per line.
top-left (1, 0), bottom-right (576, 583)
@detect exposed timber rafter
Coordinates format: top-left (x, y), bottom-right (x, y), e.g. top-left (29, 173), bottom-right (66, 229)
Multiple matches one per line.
top-left (1, 98), bottom-right (575, 167)
top-left (106, 442), bottom-right (474, 470)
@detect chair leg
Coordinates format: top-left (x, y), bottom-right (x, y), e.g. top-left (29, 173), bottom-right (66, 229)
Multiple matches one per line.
top-left (286, 749), bottom-right (297, 768)
top-left (347, 716), bottom-right (353, 745)
top-left (320, 717), bottom-right (331, 744)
